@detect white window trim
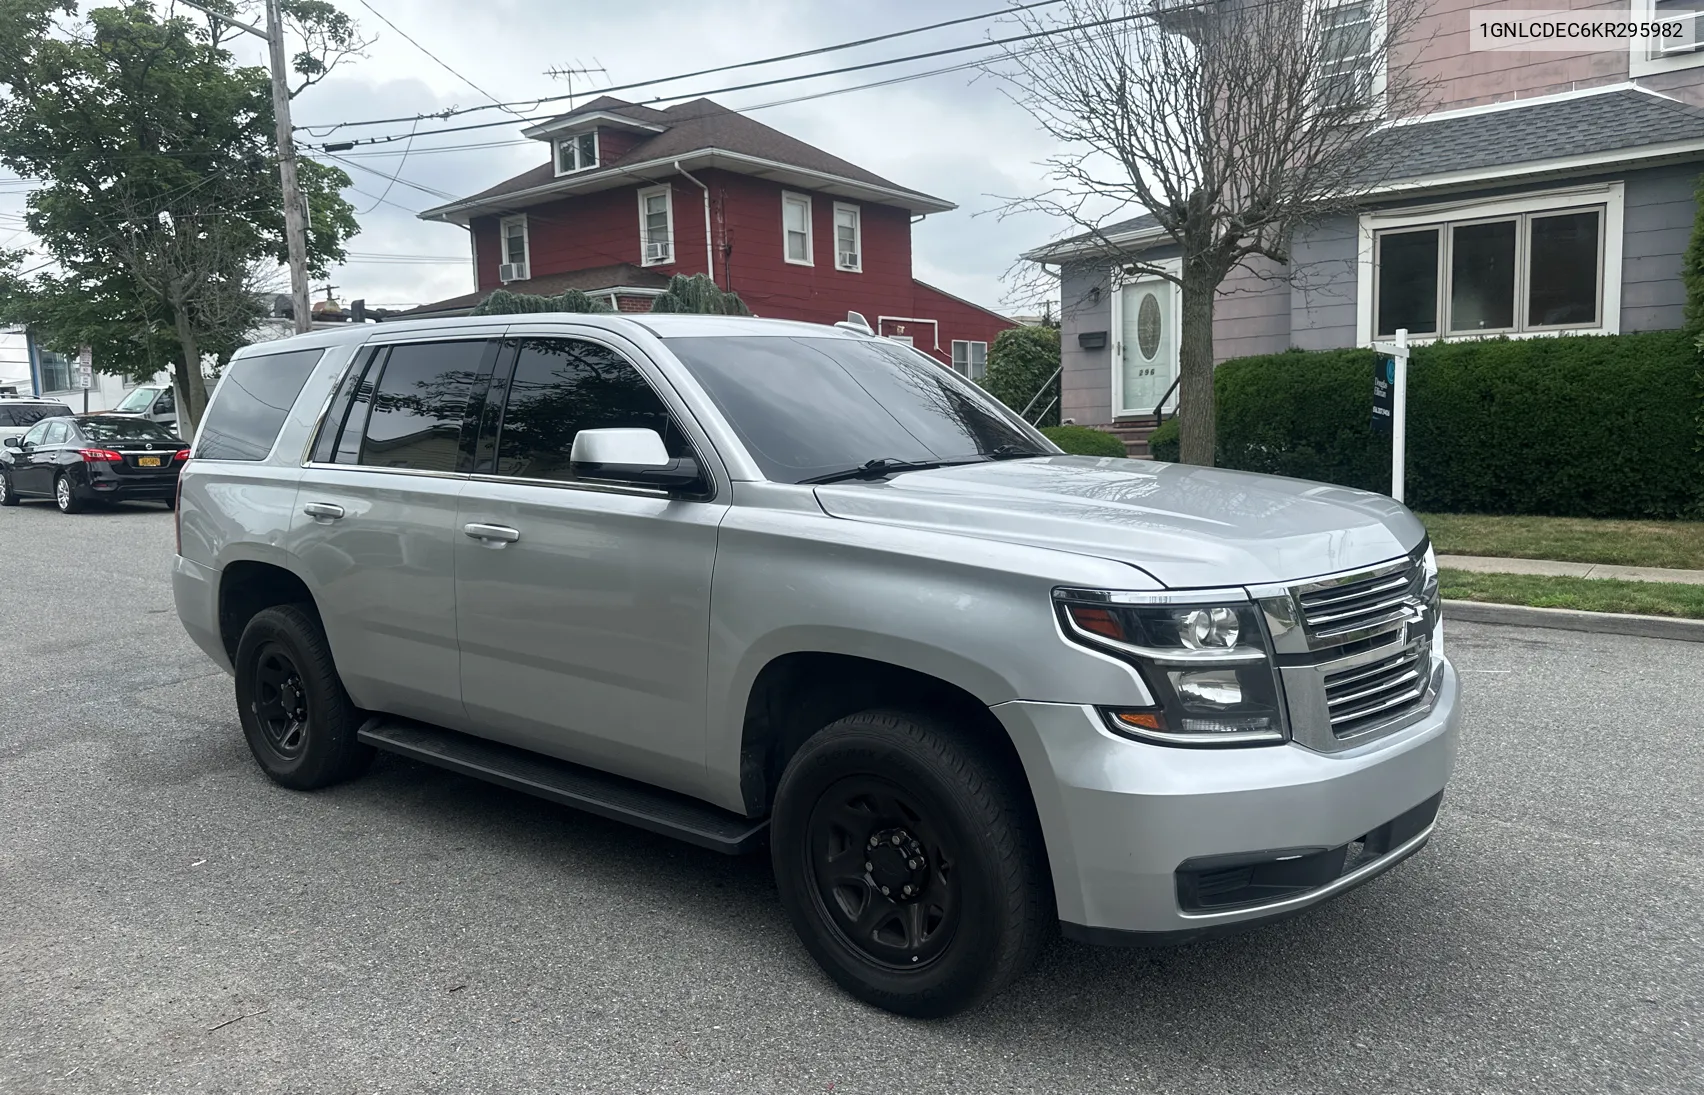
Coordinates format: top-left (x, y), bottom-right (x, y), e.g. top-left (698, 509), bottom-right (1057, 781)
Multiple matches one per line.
top-left (950, 340), bottom-right (988, 380)
top-left (782, 191), bottom-right (814, 266)
top-left (498, 214), bottom-right (530, 281)
top-left (1308, 0), bottom-right (1389, 121)
top-left (832, 202), bottom-right (862, 272)
top-left (554, 131), bottom-right (600, 177)
top-left (1631, 0), bottom-right (1704, 76)
top-left (637, 184), bottom-right (675, 267)
top-left (1354, 182), bottom-right (1624, 346)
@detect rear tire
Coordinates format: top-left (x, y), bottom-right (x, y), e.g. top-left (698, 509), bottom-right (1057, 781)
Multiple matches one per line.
top-left (234, 604), bottom-right (372, 790)
top-left (770, 709), bottom-right (1051, 1018)
top-left (0, 471), bottom-right (17, 506)
top-left (54, 474), bottom-right (84, 514)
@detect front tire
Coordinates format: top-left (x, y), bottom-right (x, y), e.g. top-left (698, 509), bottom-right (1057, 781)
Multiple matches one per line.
top-left (770, 709), bottom-right (1051, 1018)
top-left (54, 473), bottom-right (84, 514)
top-left (234, 604), bottom-right (372, 790)
top-left (0, 471), bottom-right (16, 506)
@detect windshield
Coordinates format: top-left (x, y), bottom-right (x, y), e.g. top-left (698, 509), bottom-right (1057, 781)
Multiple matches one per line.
top-left (76, 417), bottom-right (179, 442)
top-left (115, 387), bottom-right (162, 412)
top-left (662, 335), bottom-right (1051, 483)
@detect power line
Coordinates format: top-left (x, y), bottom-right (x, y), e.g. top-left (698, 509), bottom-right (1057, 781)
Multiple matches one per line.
top-left (352, 0), bottom-right (510, 112)
top-left (318, 12), bottom-right (1127, 150)
top-left (299, 0), bottom-right (1065, 136)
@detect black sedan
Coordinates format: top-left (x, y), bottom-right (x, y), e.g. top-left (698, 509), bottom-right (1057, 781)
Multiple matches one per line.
top-left (0, 414), bottom-right (190, 513)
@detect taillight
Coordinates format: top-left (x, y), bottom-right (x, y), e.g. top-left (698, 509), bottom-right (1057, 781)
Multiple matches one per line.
top-left (173, 448), bottom-right (190, 461)
top-left (78, 448), bottom-right (122, 462)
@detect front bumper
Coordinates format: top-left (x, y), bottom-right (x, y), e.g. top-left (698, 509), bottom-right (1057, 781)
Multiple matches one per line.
top-left (991, 659), bottom-right (1460, 941)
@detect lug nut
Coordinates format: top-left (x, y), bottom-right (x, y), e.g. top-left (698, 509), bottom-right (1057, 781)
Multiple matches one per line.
top-left (869, 836), bottom-right (879, 848)
top-left (891, 834), bottom-right (902, 845)
top-left (902, 884), bottom-right (914, 896)
top-left (907, 859), bottom-right (918, 869)
top-left (881, 886), bottom-right (890, 895)
top-left (864, 861), bottom-right (873, 872)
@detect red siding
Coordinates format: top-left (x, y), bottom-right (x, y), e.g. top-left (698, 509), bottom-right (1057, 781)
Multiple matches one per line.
top-left (464, 161), bottom-right (1014, 349)
top-left (596, 128), bottom-right (648, 163)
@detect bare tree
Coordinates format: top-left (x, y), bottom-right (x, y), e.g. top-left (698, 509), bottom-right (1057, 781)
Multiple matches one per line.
top-left (998, 0), bottom-right (1434, 465)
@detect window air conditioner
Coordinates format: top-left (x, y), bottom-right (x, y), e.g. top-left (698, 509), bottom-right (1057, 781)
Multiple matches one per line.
top-left (645, 241), bottom-right (671, 263)
top-left (498, 262), bottom-right (529, 283)
top-left (839, 251), bottom-right (859, 268)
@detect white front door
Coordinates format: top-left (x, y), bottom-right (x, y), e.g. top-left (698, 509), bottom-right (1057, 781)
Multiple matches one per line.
top-left (1114, 279), bottom-right (1178, 417)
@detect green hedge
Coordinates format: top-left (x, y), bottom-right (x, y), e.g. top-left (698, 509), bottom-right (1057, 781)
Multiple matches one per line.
top-left (980, 326), bottom-right (1061, 427)
top-left (1157, 332), bottom-right (1704, 519)
top-left (1042, 424), bottom-right (1129, 458)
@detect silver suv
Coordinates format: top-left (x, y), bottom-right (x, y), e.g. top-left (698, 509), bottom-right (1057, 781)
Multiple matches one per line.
top-left (173, 315), bottom-right (1459, 1017)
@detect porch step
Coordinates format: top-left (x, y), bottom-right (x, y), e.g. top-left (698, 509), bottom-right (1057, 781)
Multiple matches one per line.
top-left (357, 717), bottom-right (767, 855)
top-left (1092, 417), bottom-right (1162, 459)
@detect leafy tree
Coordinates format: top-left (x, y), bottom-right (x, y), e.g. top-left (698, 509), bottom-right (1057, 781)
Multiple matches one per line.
top-left (648, 273), bottom-right (751, 315)
top-left (470, 287), bottom-right (613, 316)
top-left (0, 0), bottom-right (362, 434)
top-left (1002, 0), bottom-right (1433, 466)
top-left (979, 325), bottom-right (1061, 427)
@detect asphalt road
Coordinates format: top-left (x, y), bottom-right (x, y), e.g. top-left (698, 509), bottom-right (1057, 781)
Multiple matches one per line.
top-left (1, 500), bottom-right (1699, 1095)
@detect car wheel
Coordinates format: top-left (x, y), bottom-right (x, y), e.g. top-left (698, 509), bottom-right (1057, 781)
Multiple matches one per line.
top-left (234, 604), bottom-right (373, 790)
top-left (770, 709), bottom-right (1052, 1018)
top-left (0, 472), bottom-right (16, 507)
top-left (54, 473), bottom-right (85, 514)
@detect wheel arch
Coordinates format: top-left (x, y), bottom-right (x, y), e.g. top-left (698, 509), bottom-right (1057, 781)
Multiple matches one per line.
top-left (217, 559), bottom-right (318, 665)
top-left (732, 645), bottom-right (1033, 823)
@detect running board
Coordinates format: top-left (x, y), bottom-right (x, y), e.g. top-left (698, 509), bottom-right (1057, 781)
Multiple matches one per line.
top-left (357, 718), bottom-right (767, 855)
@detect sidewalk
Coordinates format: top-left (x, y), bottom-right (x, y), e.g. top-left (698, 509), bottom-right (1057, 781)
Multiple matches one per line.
top-left (1438, 554), bottom-right (1704, 586)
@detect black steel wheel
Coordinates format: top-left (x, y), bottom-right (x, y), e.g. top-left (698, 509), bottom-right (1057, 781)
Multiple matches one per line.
top-left (251, 642), bottom-right (311, 759)
top-left (771, 709), bottom-right (1051, 1017)
top-left (805, 776), bottom-right (961, 972)
top-left (234, 604), bottom-right (372, 790)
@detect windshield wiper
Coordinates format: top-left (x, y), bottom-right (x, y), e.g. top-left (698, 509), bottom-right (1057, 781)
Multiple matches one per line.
top-left (799, 458), bottom-right (951, 485)
top-left (982, 444), bottom-right (1046, 461)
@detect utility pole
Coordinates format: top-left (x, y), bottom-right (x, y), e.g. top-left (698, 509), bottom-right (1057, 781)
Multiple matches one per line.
top-left (179, 0), bottom-right (312, 334)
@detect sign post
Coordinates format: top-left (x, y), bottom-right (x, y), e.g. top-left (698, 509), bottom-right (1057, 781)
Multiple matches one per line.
top-left (76, 346), bottom-right (93, 413)
top-left (1369, 327), bottom-right (1410, 502)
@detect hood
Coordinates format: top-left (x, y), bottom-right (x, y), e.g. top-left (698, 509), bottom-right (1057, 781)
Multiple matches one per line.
top-left (813, 456), bottom-right (1425, 588)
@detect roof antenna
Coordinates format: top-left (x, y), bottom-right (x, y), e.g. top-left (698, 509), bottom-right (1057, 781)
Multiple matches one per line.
top-left (543, 60), bottom-right (609, 110)
top-left (835, 311), bottom-right (874, 336)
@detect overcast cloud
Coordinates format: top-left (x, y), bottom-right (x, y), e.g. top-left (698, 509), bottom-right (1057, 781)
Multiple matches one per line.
top-left (256, 0), bottom-right (1083, 315)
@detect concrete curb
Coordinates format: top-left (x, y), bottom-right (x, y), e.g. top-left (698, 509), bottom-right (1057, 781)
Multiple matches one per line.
top-left (1443, 599), bottom-right (1704, 643)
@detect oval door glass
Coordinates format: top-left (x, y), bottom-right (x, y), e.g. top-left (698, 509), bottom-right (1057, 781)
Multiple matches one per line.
top-left (1120, 281), bottom-right (1175, 415)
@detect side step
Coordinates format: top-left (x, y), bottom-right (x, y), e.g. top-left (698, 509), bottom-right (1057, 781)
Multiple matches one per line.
top-left (357, 718), bottom-right (768, 855)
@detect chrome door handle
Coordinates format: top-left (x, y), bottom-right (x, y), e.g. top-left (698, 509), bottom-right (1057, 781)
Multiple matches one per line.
top-left (302, 502), bottom-right (345, 520)
top-left (463, 522), bottom-right (520, 545)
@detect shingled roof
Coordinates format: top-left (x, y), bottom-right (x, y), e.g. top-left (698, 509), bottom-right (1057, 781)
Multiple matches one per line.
top-left (421, 97), bottom-right (952, 220)
top-left (1026, 87), bottom-right (1704, 263)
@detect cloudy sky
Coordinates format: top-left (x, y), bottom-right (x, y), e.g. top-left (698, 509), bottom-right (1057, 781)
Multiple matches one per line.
top-left (5, 0), bottom-right (1099, 316)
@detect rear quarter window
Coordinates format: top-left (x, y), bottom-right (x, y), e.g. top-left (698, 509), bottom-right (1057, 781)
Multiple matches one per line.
top-left (197, 349), bottom-right (325, 461)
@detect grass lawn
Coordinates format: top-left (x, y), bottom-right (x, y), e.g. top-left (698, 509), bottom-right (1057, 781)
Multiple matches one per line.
top-left (1440, 569), bottom-right (1704, 619)
top-left (1419, 513), bottom-right (1704, 570)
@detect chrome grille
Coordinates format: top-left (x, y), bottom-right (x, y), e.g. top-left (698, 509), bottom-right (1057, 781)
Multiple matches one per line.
top-left (1295, 561), bottom-right (1421, 641)
top-left (1323, 641), bottom-right (1429, 737)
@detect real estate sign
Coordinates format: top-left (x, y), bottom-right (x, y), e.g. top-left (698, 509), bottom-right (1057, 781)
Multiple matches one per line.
top-left (1371, 357), bottom-right (1395, 433)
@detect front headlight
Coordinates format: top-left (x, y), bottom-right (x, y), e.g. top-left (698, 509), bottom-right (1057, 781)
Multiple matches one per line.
top-left (1055, 589), bottom-right (1288, 747)
top-left (1421, 543), bottom-right (1443, 659)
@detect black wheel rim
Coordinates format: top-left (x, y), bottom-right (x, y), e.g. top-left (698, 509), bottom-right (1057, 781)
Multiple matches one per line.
top-left (251, 642), bottom-right (310, 759)
top-left (804, 775), bottom-right (961, 971)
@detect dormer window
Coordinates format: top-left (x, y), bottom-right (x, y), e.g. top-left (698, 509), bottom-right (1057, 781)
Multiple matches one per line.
top-left (555, 132), bottom-right (599, 176)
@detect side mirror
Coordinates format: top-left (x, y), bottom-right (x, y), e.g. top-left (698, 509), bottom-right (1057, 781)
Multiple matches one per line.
top-left (2, 436), bottom-right (19, 449)
top-left (569, 428), bottom-right (704, 494)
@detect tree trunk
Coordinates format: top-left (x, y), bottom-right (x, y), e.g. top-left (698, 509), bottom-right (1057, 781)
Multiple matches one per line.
top-left (171, 310), bottom-right (210, 437)
top-left (1176, 272), bottom-right (1217, 466)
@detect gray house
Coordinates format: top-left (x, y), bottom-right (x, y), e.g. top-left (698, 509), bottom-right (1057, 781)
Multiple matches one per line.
top-left (1026, 75), bottom-right (1704, 453)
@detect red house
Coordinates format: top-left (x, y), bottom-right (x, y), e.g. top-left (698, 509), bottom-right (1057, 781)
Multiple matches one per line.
top-left (409, 96), bottom-right (1014, 377)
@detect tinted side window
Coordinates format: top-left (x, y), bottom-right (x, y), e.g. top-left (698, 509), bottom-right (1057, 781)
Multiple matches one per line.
top-left (493, 337), bottom-right (689, 482)
top-left (43, 420), bottom-right (70, 445)
top-left (0, 404), bottom-right (66, 427)
top-left (198, 349), bottom-right (325, 461)
top-left (358, 341), bottom-right (484, 472)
